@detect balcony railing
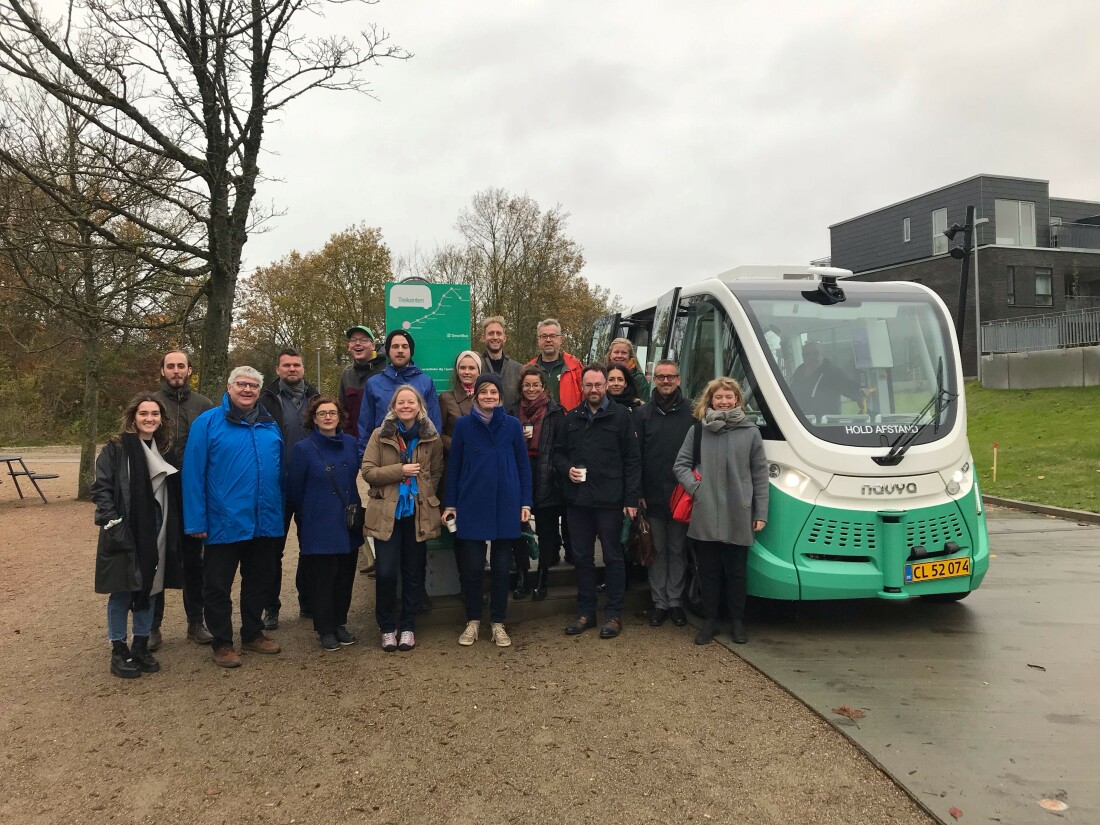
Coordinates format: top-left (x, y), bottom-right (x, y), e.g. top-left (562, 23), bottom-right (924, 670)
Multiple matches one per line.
top-left (1050, 221), bottom-right (1100, 250)
top-left (982, 307), bottom-right (1100, 354)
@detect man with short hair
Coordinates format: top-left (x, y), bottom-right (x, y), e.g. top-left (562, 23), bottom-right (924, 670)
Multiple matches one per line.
top-left (356, 329), bottom-right (443, 455)
top-left (479, 316), bottom-right (522, 409)
top-left (184, 366), bottom-right (285, 668)
top-left (339, 326), bottom-right (386, 434)
top-left (528, 318), bottom-right (583, 411)
top-left (553, 363), bottom-right (641, 639)
top-left (151, 350), bottom-right (215, 647)
top-left (258, 347), bottom-right (319, 629)
top-left (790, 341), bottom-right (866, 419)
top-left (634, 359), bottom-right (695, 627)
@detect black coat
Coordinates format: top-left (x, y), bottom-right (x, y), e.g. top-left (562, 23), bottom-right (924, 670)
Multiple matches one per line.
top-left (634, 392), bottom-right (696, 517)
top-left (552, 399), bottom-right (641, 510)
top-left (510, 401), bottom-right (566, 509)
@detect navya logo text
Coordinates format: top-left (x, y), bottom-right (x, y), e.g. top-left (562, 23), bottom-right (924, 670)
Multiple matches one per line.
top-left (861, 482), bottom-right (918, 496)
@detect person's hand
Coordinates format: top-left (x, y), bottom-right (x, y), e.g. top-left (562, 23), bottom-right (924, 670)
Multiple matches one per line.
top-left (520, 507), bottom-right (531, 523)
top-left (190, 532), bottom-right (208, 539)
top-left (638, 497), bottom-right (646, 509)
top-left (568, 466), bottom-right (585, 483)
top-left (624, 506), bottom-right (637, 519)
top-left (402, 462), bottom-right (421, 476)
top-left (752, 520), bottom-right (766, 532)
top-left (442, 508), bottom-right (456, 525)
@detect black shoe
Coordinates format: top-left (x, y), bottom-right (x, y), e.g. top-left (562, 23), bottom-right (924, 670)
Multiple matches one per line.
top-left (730, 619), bottom-right (748, 644)
top-left (335, 626), bottom-right (357, 646)
top-left (298, 609), bottom-right (313, 620)
top-left (512, 571), bottom-right (532, 600)
top-left (694, 620), bottom-right (718, 645)
top-left (669, 606), bottom-right (688, 627)
top-left (599, 617), bottom-right (622, 639)
top-left (147, 628), bottom-right (162, 651)
top-left (564, 615), bottom-right (596, 636)
top-left (130, 636), bottom-right (160, 672)
top-left (648, 608), bottom-right (668, 628)
top-left (531, 569), bottom-right (550, 602)
top-left (320, 633), bottom-right (340, 652)
top-left (110, 643), bottom-right (141, 679)
top-left (263, 609), bottom-right (280, 630)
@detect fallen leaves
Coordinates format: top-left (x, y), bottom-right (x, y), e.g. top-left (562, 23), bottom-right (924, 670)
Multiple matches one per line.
top-left (948, 806), bottom-right (962, 819)
top-left (831, 706), bottom-right (866, 728)
top-left (1038, 798), bottom-right (1069, 812)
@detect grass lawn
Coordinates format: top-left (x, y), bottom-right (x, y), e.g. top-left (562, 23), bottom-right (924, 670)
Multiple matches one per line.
top-left (965, 381), bottom-right (1100, 512)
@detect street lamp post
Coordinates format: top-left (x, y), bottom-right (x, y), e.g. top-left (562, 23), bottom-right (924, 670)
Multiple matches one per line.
top-left (973, 217), bottom-right (990, 382)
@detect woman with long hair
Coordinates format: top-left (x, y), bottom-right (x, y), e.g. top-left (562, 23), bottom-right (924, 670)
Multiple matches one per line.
top-left (362, 385), bottom-right (444, 652)
top-left (287, 395), bottom-right (364, 651)
top-left (606, 362), bottom-right (644, 413)
top-left (673, 377), bottom-right (768, 645)
top-left (606, 337), bottom-right (649, 401)
top-left (91, 393), bottom-right (184, 678)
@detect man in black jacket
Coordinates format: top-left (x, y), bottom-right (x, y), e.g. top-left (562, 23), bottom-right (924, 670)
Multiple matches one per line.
top-left (633, 359), bottom-right (695, 628)
top-left (553, 363), bottom-right (641, 639)
top-left (151, 350), bottom-right (215, 647)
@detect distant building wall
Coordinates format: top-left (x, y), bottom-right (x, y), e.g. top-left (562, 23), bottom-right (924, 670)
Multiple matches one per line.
top-left (982, 345), bottom-right (1100, 389)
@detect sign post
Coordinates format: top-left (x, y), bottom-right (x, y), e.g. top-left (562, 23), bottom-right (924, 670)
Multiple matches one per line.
top-left (384, 281), bottom-right (472, 392)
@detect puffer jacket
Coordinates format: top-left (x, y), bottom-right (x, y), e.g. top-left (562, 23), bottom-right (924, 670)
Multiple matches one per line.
top-left (356, 363), bottom-right (443, 455)
top-left (153, 381), bottom-right (215, 463)
top-left (182, 394), bottom-right (285, 544)
top-left (361, 414), bottom-right (444, 543)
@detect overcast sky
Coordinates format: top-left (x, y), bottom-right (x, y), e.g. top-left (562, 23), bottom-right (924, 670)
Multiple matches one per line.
top-left (248, 0), bottom-right (1100, 306)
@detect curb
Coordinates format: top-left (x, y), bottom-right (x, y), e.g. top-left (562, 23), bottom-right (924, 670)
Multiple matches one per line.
top-left (982, 495), bottom-right (1100, 525)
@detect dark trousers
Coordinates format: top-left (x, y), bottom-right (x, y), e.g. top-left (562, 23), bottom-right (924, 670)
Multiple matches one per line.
top-left (534, 505), bottom-right (571, 571)
top-left (152, 533), bottom-right (205, 629)
top-left (203, 537), bottom-right (279, 649)
top-left (458, 539), bottom-right (512, 623)
top-left (374, 516), bottom-right (427, 633)
top-left (567, 506), bottom-right (626, 619)
top-left (695, 541), bottom-right (749, 621)
top-left (270, 507), bottom-right (308, 614)
top-left (299, 550), bottom-right (359, 636)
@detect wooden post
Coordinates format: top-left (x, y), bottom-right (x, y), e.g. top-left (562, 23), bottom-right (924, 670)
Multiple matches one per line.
top-left (992, 442), bottom-right (998, 483)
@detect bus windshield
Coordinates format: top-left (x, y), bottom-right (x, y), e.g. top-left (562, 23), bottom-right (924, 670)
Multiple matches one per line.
top-left (737, 286), bottom-right (958, 448)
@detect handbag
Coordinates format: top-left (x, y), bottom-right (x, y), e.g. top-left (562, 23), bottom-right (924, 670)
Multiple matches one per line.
top-left (310, 441), bottom-right (365, 533)
top-left (669, 421), bottom-right (703, 525)
top-left (627, 505), bottom-right (656, 567)
top-left (519, 524), bottom-right (540, 560)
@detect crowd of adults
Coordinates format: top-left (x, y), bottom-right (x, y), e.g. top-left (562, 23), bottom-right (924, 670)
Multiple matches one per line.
top-left (91, 316), bottom-right (768, 678)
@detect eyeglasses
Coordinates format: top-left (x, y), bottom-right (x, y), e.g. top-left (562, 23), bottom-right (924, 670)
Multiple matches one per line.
top-left (315, 410), bottom-right (340, 417)
top-left (348, 336), bottom-right (371, 343)
top-left (582, 382), bottom-right (605, 390)
top-left (232, 381), bottom-right (260, 390)
top-left (654, 375), bottom-right (680, 382)
top-left (537, 333), bottom-right (561, 341)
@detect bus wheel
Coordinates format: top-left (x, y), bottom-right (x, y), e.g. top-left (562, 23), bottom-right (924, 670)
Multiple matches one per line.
top-left (920, 591), bottom-right (970, 603)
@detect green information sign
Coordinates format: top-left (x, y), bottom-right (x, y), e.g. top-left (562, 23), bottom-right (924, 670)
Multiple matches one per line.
top-left (384, 282), bottom-right (472, 392)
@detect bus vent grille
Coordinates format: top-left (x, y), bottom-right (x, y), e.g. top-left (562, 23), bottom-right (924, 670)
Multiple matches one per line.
top-left (805, 517), bottom-right (878, 551)
top-left (905, 513), bottom-right (966, 548)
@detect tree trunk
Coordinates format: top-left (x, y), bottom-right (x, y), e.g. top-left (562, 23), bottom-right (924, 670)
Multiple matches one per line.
top-left (77, 332), bottom-right (101, 501)
top-left (198, 260), bottom-right (237, 399)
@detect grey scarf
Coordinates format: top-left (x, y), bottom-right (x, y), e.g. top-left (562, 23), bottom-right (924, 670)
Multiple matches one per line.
top-left (279, 378), bottom-right (306, 406)
top-left (703, 407), bottom-right (745, 433)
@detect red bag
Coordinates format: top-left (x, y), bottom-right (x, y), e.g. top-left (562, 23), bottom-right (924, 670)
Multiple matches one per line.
top-left (670, 422), bottom-right (702, 524)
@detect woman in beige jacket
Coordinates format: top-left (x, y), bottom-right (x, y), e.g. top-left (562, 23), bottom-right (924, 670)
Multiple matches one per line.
top-left (362, 386), bottom-right (444, 652)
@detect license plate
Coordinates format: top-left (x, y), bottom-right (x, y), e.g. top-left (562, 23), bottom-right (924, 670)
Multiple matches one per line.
top-left (905, 557), bottom-right (971, 583)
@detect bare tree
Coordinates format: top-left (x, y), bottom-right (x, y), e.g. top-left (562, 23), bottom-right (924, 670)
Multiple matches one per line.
top-left (0, 0), bottom-right (407, 396)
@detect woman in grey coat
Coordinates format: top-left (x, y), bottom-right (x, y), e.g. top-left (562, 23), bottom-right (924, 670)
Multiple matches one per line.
top-left (673, 377), bottom-right (768, 645)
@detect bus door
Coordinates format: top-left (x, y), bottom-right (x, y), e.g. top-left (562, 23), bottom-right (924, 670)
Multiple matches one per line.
top-left (647, 287), bottom-right (681, 378)
top-left (587, 313), bottom-right (620, 363)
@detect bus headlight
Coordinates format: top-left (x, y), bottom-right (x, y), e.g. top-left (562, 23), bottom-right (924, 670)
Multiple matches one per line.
top-left (946, 480), bottom-right (961, 495)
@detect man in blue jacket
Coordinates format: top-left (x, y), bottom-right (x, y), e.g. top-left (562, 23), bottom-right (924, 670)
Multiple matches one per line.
top-left (183, 366), bottom-right (285, 668)
top-left (356, 330), bottom-right (443, 455)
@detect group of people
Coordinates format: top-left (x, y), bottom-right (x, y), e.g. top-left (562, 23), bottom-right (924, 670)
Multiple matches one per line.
top-left (92, 315), bottom-right (769, 679)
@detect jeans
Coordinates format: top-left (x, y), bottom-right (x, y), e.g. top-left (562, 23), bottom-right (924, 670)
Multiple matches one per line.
top-left (270, 506), bottom-right (307, 614)
top-left (203, 538), bottom-right (280, 649)
top-left (299, 550), bottom-right (360, 636)
top-left (458, 539), bottom-right (512, 623)
top-left (374, 516), bottom-right (427, 633)
top-left (695, 541), bottom-right (749, 621)
top-left (567, 506), bottom-right (626, 619)
top-left (106, 592), bottom-right (154, 642)
top-left (648, 515), bottom-right (689, 609)
top-left (152, 533), bottom-right (206, 629)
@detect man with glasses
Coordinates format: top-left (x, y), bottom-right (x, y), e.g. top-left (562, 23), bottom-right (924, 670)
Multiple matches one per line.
top-left (553, 364), bottom-right (641, 639)
top-left (528, 318), bottom-right (583, 411)
top-left (183, 366), bottom-right (285, 668)
top-left (339, 326), bottom-right (386, 434)
top-left (634, 359), bottom-right (695, 627)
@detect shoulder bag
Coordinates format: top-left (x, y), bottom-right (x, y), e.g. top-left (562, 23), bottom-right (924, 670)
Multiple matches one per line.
top-left (310, 441), bottom-right (365, 534)
top-left (669, 421), bottom-right (702, 524)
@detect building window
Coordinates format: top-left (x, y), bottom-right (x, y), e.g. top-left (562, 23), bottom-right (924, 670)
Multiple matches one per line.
top-left (932, 209), bottom-right (947, 254)
top-left (903, 218), bottom-right (911, 243)
top-left (1035, 268), bottom-right (1053, 306)
top-left (1007, 267), bottom-right (1015, 305)
top-left (995, 199), bottom-right (1037, 246)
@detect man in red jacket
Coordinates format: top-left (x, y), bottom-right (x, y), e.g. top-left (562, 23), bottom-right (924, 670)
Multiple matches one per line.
top-left (529, 318), bottom-right (583, 411)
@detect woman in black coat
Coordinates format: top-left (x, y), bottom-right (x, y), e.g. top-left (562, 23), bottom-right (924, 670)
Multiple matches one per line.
top-left (607, 363), bottom-right (645, 413)
top-left (91, 393), bottom-right (183, 679)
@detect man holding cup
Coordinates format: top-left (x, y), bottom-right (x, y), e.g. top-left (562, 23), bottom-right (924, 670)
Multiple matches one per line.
top-left (553, 364), bottom-right (641, 639)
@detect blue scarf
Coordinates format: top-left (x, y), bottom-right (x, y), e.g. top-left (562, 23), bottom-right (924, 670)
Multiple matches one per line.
top-left (394, 420), bottom-right (420, 520)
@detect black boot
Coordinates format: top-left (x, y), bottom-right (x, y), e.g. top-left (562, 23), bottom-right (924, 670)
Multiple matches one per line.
top-left (531, 568), bottom-right (550, 602)
top-left (110, 641), bottom-right (141, 679)
top-left (694, 620), bottom-right (718, 645)
top-left (512, 570), bottom-right (532, 600)
top-left (130, 635), bottom-right (161, 673)
top-left (730, 619), bottom-right (748, 645)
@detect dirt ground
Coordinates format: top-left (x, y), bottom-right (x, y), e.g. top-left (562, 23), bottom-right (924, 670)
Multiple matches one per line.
top-left (0, 449), bottom-right (934, 825)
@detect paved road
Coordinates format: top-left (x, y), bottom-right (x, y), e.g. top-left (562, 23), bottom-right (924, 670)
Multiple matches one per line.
top-left (725, 507), bottom-right (1100, 825)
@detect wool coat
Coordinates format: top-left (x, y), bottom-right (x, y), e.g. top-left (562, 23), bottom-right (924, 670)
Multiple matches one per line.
top-left (444, 406), bottom-right (532, 541)
top-left (286, 429), bottom-right (365, 555)
top-left (361, 415), bottom-right (444, 543)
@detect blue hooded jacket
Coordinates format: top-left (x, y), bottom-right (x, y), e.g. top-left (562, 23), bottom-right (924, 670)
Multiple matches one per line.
top-left (356, 362), bottom-right (443, 455)
top-left (182, 393), bottom-right (285, 544)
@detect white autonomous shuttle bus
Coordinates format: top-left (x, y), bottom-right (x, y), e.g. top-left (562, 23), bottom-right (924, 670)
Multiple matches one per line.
top-left (589, 266), bottom-right (989, 602)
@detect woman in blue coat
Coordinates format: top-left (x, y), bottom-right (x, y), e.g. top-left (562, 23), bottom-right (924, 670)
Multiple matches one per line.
top-left (287, 395), bottom-right (364, 651)
top-left (442, 373), bottom-right (532, 648)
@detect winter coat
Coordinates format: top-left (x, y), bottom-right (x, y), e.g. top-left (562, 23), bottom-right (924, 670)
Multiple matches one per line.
top-left (439, 389), bottom-right (474, 453)
top-left (286, 429), bottom-right (365, 555)
top-left (339, 354), bottom-right (387, 434)
top-left (153, 381), bottom-right (215, 463)
top-left (529, 351), bottom-right (585, 411)
top-left (361, 415), bottom-right (444, 543)
top-left (509, 400), bottom-right (566, 509)
top-left (182, 394), bottom-right (285, 544)
top-left (259, 379), bottom-right (319, 468)
top-left (91, 438), bottom-right (184, 594)
top-left (553, 398), bottom-right (642, 510)
top-left (444, 406), bottom-right (533, 541)
top-left (356, 363), bottom-right (443, 455)
top-left (634, 391), bottom-right (696, 517)
top-left (673, 418), bottom-right (769, 546)
top-left (481, 353), bottom-right (523, 409)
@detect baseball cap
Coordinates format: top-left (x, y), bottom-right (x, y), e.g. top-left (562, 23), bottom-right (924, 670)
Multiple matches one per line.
top-left (345, 325), bottom-right (376, 340)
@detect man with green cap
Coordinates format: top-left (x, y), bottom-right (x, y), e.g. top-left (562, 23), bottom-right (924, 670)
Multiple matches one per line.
top-left (339, 325), bottom-right (387, 435)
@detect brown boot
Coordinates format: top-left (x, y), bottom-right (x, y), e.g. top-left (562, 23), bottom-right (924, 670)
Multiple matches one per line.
top-left (212, 645), bottom-right (241, 668)
top-left (243, 634), bottom-right (281, 654)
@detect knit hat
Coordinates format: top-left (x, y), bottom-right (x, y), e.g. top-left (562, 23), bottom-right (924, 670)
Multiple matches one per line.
top-left (473, 372), bottom-right (502, 397)
top-left (384, 329), bottom-right (415, 359)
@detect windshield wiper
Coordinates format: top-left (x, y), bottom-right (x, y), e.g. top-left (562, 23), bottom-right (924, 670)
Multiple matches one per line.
top-left (873, 357), bottom-right (956, 466)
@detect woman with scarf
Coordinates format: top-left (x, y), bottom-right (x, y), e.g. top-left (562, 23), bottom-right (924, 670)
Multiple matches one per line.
top-left (439, 351), bottom-right (482, 452)
top-left (673, 377), bottom-right (768, 645)
top-left (606, 363), bottom-right (645, 413)
top-left (443, 373), bottom-right (532, 648)
top-left (362, 386), bottom-right (444, 652)
top-left (606, 337), bottom-right (650, 401)
top-left (92, 393), bottom-right (184, 678)
top-left (511, 365), bottom-right (567, 601)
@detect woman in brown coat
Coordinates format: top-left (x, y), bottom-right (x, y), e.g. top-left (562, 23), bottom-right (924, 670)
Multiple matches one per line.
top-left (439, 350), bottom-right (482, 453)
top-left (362, 385), bottom-right (444, 652)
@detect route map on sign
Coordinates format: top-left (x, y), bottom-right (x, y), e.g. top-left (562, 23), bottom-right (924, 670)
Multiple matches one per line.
top-left (385, 282), bottom-right (472, 392)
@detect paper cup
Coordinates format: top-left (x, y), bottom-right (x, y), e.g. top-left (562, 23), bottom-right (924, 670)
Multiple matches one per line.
top-left (523, 425), bottom-right (534, 439)
top-left (445, 516), bottom-right (457, 534)
top-left (576, 467), bottom-right (587, 482)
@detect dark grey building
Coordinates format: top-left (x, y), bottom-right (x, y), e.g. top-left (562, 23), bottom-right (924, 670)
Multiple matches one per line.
top-left (827, 174), bottom-right (1100, 375)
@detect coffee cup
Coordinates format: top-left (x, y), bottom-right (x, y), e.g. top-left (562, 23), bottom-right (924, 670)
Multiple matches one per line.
top-left (445, 514), bottom-right (457, 534)
top-left (575, 464), bottom-right (587, 482)
top-left (523, 425), bottom-right (534, 439)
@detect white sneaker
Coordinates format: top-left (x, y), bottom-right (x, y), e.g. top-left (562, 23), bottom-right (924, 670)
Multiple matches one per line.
top-left (491, 623), bottom-right (512, 648)
top-left (397, 630), bottom-right (415, 651)
top-left (458, 620), bottom-right (480, 646)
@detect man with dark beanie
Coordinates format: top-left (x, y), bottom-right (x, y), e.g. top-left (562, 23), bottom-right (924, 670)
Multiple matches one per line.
top-left (339, 326), bottom-right (386, 434)
top-left (356, 329), bottom-right (443, 456)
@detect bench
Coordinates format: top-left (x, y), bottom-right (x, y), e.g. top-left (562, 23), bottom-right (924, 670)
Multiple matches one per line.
top-left (0, 454), bottom-right (60, 504)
